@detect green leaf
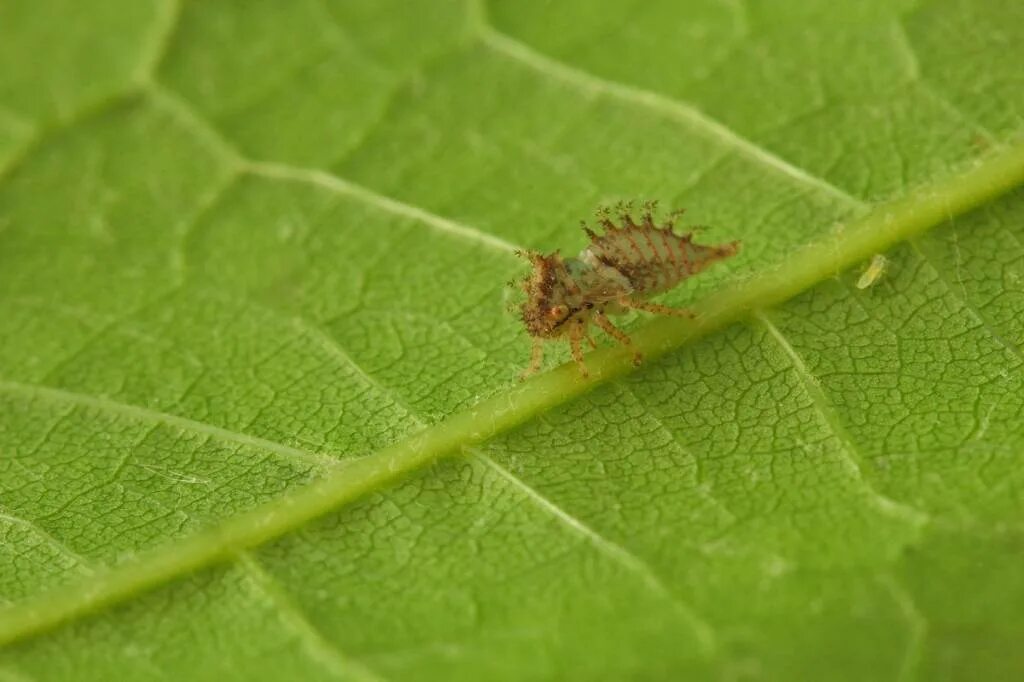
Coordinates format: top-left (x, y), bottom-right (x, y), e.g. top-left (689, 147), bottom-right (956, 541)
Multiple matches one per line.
top-left (1, 0), bottom-right (1023, 680)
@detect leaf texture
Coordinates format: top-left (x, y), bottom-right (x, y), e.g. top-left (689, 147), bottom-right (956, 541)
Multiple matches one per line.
top-left (1, 0), bottom-right (1024, 680)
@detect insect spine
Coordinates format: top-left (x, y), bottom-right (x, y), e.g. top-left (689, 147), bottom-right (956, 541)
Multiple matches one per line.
top-left (516, 201), bottom-right (739, 378)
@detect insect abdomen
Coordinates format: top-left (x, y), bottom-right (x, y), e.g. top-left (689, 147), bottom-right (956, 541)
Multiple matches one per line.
top-left (583, 221), bottom-right (739, 296)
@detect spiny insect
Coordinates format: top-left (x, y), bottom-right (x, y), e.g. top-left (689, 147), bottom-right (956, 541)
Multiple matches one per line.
top-left (515, 200), bottom-right (740, 378)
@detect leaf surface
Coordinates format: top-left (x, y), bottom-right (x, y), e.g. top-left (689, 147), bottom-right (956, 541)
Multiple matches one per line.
top-left (1, 0), bottom-right (1024, 680)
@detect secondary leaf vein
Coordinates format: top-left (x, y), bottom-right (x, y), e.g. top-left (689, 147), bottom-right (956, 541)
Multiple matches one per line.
top-left (753, 310), bottom-right (929, 527)
top-left (475, 453), bottom-right (719, 656)
top-left (474, 23), bottom-right (860, 206)
top-left (238, 553), bottom-right (387, 682)
top-left (909, 238), bottom-right (1024, 364)
top-left (0, 380), bottom-right (338, 472)
top-left (0, 510), bottom-right (94, 575)
top-left (303, 318), bottom-right (717, 640)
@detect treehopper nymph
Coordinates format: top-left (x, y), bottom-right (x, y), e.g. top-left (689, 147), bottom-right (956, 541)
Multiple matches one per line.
top-left (515, 201), bottom-right (739, 378)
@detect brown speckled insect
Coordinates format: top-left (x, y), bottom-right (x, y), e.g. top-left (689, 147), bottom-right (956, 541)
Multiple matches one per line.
top-left (516, 201), bottom-right (739, 378)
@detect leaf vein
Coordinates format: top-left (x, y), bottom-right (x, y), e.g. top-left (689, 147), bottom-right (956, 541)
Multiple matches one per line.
top-left (0, 510), bottom-right (94, 575)
top-left (754, 310), bottom-right (930, 528)
top-left (474, 453), bottom-right (719, 655)
top-left (239, 553), bottom-right (387, 682)
top-left (304, 320), bottom-right (717, 647)
top-left (909, 238), bottom-right (1024, 365)
top-left (245, 160), bottom-right (520, 255)
top-left (0, 380), bottom-right (338, 472)
top-left (889, 19), bottom-right (999, 144)
top-left (613, 383), bottom-right (737, 524)
top-left (1, 112), bottom-right (1023, 650)
top-left (879, 573), bottom-right (927, 682)
top-left (474, 22), bottom-right (861, 206)
top-left (132, 0), bottom-right (183, 86)
top-left (143, 84), bottom-right (520, 255)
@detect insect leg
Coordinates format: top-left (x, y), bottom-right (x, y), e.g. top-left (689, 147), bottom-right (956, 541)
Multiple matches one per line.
top-left (520, 338), bottom-right (545, 380)
top-left (593, 311), bottom-right (643, 367)
top-left (569, 321), bottom-right (590, 378)
top-left (584, 330), bottom-right (598, 349)
top-left (619, 297), bottom-right (696, 319)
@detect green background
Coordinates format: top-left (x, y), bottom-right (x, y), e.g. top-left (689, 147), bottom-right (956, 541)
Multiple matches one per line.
top-left (1, 0), bottom-right (1024, 679)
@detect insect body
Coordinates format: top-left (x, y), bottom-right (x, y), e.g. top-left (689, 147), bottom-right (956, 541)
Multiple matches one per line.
top-left (517, 202), bottom-right (739, 378)
top-left (856, 253), bottom-right (888, 289)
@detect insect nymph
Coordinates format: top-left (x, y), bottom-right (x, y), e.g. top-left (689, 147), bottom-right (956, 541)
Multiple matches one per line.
top-left (516, 201), bottom-right (739, 378)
